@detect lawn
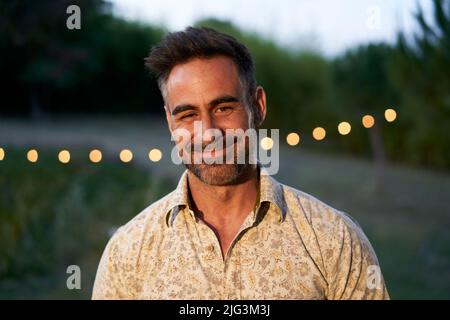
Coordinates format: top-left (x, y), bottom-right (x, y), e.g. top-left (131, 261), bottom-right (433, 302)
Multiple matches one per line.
top-left (0, 147), bottom-right (173, 299)
top-left (277, 148), bottom-right (450, 299)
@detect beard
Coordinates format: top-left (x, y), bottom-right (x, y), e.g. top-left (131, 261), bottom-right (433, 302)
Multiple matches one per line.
top-left (184, 162), bottom-right (251, 186)
top-left (182, 135), bottom-right (256, 186)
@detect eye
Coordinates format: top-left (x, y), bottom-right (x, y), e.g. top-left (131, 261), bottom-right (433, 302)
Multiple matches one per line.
top-left (179, 113), bottom-right (196, 120)
top-left (215, 106), bottom-right (233, 114)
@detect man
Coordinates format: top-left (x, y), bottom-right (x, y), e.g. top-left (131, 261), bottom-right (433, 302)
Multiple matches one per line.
top-left (92, 26), bottom-right (389, 300)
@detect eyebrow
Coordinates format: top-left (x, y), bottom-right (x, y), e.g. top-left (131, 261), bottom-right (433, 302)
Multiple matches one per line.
top-left (209, 95), bottom-right (240, 107)
top-left (171, 104), bottom-right (196, 116)
top-left (171, 95), bottom-right (240, 116)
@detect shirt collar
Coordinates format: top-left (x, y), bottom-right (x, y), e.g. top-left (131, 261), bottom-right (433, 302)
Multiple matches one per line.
top-left (165, 167), bottom-right (286, 227)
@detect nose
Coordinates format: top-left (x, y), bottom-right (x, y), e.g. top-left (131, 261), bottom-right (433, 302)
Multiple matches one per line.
top-left (195, 113), bottom-right (221, 144)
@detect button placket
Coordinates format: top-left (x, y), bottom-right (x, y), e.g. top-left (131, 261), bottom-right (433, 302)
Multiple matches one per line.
top-left (222, 211), bottom-right (258, 299)
top-left (192, 208), bottom-right (259, 299)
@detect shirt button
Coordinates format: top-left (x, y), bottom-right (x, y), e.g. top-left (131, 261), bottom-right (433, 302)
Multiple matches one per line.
top-left (203, 244), bottom-right (216, 260)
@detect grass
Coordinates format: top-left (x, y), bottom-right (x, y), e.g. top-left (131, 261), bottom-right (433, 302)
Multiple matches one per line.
top-left (0, 148), bottom-right (173, 299)
top-left (276, 148), bottom-right (450, 299)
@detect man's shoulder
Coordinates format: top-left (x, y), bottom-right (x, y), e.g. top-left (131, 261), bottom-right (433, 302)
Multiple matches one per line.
top-left (279, 182), bottom-right (365, 240)
top-left (278, 181), bottom-right (376, 268)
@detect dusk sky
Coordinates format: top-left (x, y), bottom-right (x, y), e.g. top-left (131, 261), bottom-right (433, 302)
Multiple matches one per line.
top-left (110, 0), bottom-right (433, 56)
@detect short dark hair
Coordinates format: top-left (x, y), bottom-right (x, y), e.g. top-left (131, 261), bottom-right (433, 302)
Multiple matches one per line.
top-left (145, 26), bottom-right (257, 103)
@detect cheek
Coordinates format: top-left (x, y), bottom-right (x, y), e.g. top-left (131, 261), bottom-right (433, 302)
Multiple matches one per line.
top-left (225, 109), bottom-right (252, 130)
top-left (176, 133), bottom-right (193, 150)
top-left (171, 120), bottom-right (196, 138)
top-left (170, 125), bottom-right (193, 152)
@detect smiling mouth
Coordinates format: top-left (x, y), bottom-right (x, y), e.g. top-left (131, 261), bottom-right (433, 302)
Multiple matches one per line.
top-left (191, 141), bottom-right (238, 161)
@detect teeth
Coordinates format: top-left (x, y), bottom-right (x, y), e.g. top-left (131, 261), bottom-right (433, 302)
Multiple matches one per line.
top-left (203, 149), bottom-right (223, 157)
top-left (189, 142), bottom-right (237, 162)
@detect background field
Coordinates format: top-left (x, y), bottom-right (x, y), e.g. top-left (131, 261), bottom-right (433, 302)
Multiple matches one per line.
top-left (1, 118), bottom-right (449, 299)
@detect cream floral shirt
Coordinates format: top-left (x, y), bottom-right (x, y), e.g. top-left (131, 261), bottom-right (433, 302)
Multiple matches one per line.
top-left (92, 168), bottom-right (389, 300)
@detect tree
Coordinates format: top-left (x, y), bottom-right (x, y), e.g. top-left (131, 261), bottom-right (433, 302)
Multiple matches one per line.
top-left (333, 43), bottom-right (399, 190)
top-left (390, 0), bottom-right (450, 169)
top-left (0, 0), bottom-right (165, 117)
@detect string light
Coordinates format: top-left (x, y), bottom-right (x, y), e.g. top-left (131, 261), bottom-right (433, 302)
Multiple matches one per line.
top-left (362, 115), bottom-right (375, 128)
top-left (89, 149), bottom-right (102, 163)
top-left (286, 133), bottom-right (300, 146)
top-left (58, 150), bottom-right (71, 164)
top-left (260, 137), bottom-right (274, 150)
top-left (338, 122), bottom-right (352, 135)
top-left (27, 149), bottom-right (39, 163)
top-left (312, 127), bottom-right (326, 141)
top-left (2, 110), bottom-right (398, 166)
top-left (149, 148), bottom-right (162, 162)
top-left (385, 108), bottom-right (397, 122)
top-left (119, 149), bottom-right (133, 163)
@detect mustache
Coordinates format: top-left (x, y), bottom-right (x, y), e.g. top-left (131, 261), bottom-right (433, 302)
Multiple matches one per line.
top-left (185, 136), bottom-right (241, 152)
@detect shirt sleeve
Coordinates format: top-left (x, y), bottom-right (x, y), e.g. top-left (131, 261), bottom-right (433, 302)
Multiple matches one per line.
top-left (326, 214), bottom-right (390, 300)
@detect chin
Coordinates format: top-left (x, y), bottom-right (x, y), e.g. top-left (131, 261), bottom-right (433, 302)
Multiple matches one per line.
top-left (185, 163), bottom-right (250, 186)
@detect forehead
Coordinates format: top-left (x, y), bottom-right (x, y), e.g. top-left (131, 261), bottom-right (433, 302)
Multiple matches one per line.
top-left (165, 56), bottom-right (243, 108)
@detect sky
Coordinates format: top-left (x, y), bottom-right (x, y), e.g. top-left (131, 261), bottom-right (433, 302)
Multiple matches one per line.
top-left (110, 0), bottom-right (433, 56)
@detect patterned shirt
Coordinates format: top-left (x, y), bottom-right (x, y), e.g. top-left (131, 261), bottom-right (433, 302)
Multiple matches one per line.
top-left (92, 168), bottom-right (389, 300)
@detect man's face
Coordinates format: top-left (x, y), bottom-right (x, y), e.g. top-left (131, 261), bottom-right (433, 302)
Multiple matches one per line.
top-left (164, 56), bottom-right (263, 185)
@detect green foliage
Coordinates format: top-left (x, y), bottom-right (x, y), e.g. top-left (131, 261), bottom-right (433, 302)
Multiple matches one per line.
top-left (331, 43), bottom-right (400, 157)
top-left (0, 0), bottom-right (166, 115)
top-left (333, 43), bottom-right (398, 113)
top-left (388, 0), bottom-right (450, 169)
top-left (323, 0), bottom-right (449, 170)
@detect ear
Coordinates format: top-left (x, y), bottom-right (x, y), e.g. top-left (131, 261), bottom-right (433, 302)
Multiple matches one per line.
top-left (253, 86), bottom-right (267, 127)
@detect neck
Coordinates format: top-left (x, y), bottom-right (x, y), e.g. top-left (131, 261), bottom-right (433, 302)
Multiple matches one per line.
top-left (187, 166), bottom-right (259, 222)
